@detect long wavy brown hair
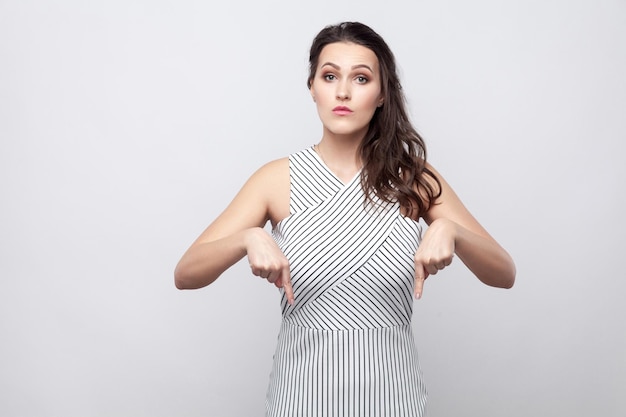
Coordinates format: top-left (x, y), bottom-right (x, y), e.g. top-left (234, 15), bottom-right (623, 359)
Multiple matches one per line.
top-left (307, 22), bottom-right (441, 220)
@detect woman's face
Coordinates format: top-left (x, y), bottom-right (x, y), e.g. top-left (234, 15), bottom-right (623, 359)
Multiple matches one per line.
top-left (310, 42), bottom-right (383, 140)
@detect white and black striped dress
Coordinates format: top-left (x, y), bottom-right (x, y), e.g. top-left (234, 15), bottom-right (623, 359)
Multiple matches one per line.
top-left (266, 147), bottom-right (427, 417)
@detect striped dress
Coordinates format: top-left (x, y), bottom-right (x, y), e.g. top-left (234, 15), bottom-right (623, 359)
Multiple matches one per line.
top-left (266, 147), bottom-right (427, 417)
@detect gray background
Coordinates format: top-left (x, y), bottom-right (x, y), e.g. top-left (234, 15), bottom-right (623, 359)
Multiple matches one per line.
top-left (1, 0), bottom-right (625, 416)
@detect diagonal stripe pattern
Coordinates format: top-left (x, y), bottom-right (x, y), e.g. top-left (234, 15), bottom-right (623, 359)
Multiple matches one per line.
top-left (266, 147), bottom-right (427, 417)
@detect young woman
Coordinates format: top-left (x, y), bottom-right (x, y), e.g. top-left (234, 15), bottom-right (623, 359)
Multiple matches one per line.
top-left (175, 21), bottom-right (515, 417)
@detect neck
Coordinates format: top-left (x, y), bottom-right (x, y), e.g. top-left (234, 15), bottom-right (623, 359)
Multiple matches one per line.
top-left (319, 127), bottom-right (365, 157)
top-left (315, 132), bottom-right (364, 182)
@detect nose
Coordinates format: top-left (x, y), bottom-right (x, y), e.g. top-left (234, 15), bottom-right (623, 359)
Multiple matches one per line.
top-left (336, 80), bottom-right (351, 101)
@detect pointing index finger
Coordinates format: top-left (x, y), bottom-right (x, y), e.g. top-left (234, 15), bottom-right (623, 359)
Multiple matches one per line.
top-left (282, 266), bottom-right (295, 305)
top-left (414, 261), bottom-right (428, 300)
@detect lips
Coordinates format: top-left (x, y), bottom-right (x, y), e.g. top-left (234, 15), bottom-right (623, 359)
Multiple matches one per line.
top-left (332, 106), bottom-right (353, 116)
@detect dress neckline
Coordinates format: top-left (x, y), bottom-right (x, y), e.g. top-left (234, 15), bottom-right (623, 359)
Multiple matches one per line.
top-left (309, 146), bottom-right (362, 186)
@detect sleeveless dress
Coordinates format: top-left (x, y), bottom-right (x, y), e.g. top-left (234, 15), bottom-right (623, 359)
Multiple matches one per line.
top-left (266, 147), bottom-right (427, 417)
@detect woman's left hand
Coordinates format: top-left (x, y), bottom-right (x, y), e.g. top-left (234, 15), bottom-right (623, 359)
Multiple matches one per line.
top-left (413, 218), bottom-right (456, 299)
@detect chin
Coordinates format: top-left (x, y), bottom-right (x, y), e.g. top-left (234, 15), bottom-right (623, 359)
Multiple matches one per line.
top-left (325, 124), bottom-right (369, 138)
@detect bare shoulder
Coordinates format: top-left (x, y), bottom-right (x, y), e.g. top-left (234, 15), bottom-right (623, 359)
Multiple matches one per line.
top-left (254, 157), bottom-right (289, 180)
top-left (265, 157), bottom-right (291, 226)
top-left (241, 157), bottom-right (290, 227)
top-left (191, 157), bottom-right (290, 245)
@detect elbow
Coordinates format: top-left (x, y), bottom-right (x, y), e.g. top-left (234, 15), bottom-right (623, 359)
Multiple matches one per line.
top-left (174, 273), bottom-right (188, 290)
top-left (502, 275), bottom-right (515, 289)
top-left (174, 263), bottom-right (216, 290)
top-left (485, 273), bottom-right (515, 290)
top-left (174, 277), bottom-right (187, 290)
top-left (494, 251), bottom-right (516, 289)
top-left (483, 275), bottom-right (515, 290)
top-left (479, 259), bottom-right (516, 289)
top-left (506, 259), bottom-right (517, 288)
top-left (498, 262), bottom-right (517, 289)
top-left (174, 264), bottom-right (194, 290)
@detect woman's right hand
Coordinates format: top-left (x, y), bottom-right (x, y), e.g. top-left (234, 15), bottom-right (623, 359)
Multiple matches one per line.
top-left (244, 227), bottom-right (294, 305)
top-left (175, 158), bottom-right (292, 298)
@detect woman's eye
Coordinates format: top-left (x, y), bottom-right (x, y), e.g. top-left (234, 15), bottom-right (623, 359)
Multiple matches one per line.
top-left (324, 74), bottom-right (336, 81)
top-left (356, 76), bottom-right (368, 84)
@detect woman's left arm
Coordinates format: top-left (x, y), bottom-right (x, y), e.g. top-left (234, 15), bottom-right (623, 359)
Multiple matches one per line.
top-left (413, 163), bottom-right (516, 298)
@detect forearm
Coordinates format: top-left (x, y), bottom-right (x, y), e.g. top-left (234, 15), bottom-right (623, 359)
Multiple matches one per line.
top-left (453, 223), bottom-right (516, 288)
top-left (174, 228), bottom-right (252, 290)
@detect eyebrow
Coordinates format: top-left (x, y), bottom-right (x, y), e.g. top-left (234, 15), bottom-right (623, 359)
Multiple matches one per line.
top-left (320, 62), bottom-right (374, 72)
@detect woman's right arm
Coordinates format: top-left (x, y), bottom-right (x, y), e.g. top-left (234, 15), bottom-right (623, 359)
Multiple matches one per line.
top-left (174, 158), bottom-right (293, 303)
